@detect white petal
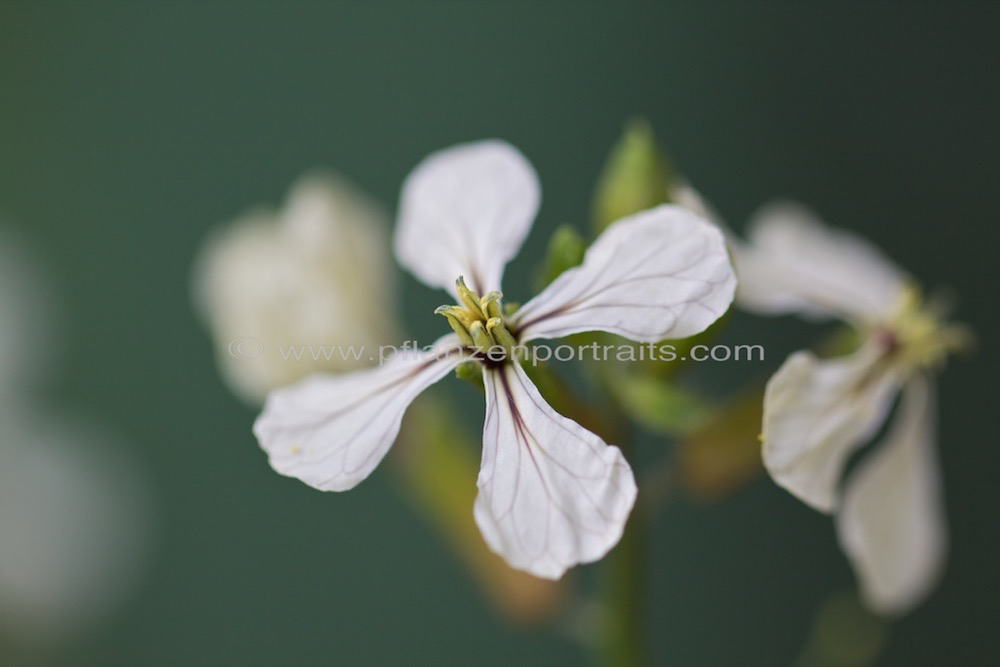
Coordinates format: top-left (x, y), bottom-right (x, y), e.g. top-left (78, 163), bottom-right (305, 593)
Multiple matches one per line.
top-left (513, 204), bottom-right (735, 343)
top-left (394, 140), bottom-right (540, 295)
top-left (474, 363), bottom-right (637, 579)
top-left (733, 202), bottom-right (907, 324)
top-left (253, 335), bottom-right (466, 491)
top-left (836, 376), bottom-right (946, 616)
top-left (762, 342), bottom-right (902, 513)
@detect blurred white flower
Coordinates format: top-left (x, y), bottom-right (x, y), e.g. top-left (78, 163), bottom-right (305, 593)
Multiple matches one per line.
top-left (193, 173), bottom-right (399, 404)
top-left (254, 141), bottom-right (736, 578)
top-left (0, 229), bottom-right (150, 646)
top-left (733, 203), bottom-right (967, 616)
top-left (0, 401), bottom-right (149, 644)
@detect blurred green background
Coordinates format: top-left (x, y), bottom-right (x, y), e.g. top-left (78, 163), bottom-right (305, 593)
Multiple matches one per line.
top-left (1, 2), bottom-right (997, 665)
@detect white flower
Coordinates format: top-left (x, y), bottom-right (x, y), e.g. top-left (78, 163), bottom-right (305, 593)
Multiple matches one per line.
top-left (734, 202), bottom-right (966, 615)
top-left (193, 173), bottom-right (399, 404)
top-left (0, 229), bottom-right (149, 643)
top-left (254, 140), bottom-right (737, 578)
top-left (0, 401), bottom-right (150, 643)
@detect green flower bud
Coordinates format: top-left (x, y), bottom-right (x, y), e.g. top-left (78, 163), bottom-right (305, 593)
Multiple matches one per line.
top-left (537, 225), bottom-right (587, 290)
top-left (454, 360), bottom-right (485, 391)
top-left (592, 119), bottom-right (673, 234)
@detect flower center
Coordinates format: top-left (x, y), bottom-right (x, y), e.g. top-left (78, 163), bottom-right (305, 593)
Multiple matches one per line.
top-left (877, 285), bottom-right (970, 374)
top-left (435, 277), bottom-right (519, 360)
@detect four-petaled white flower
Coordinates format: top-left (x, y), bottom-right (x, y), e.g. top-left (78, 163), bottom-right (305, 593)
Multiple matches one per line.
top-left (254, 140), bottom-right (737, 578)
top-left (733, 202), bottom-right (967, 615)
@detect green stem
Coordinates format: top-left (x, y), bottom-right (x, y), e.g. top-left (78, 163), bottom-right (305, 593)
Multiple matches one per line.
top-left (586, 364), bottom-right (645, 667)
top-left (597, 481), bottom-right (645, 667)
top-left (527, 359), bottom-right (647, 666)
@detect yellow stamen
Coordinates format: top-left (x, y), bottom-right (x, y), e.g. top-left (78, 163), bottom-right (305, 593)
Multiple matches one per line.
top-left (435, 277), bottom-right (519, 361)
top-left (455, 276), bottom-right (486, 319)
top-left (882, 284), bottom-right (971, 374)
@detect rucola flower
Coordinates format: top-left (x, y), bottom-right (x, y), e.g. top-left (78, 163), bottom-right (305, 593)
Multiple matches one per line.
top-left (733, 203), bottom-right (968, 615)
top-left (254, 141), bottom-right (736, 578)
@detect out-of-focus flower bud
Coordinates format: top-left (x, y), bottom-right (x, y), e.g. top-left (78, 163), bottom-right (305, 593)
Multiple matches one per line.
top-left (677, 386), bottom-right (765, 501)
top-left (193, 173), bottom-right (399, 404)
top-left (795, 591), bottom-right (888, 667)
top-left (609, 372), bottom-right (713, 437)
top-left (591, 119), bottom-right (673, 234)
top-left (537, 224), bottom-right (586, 290)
